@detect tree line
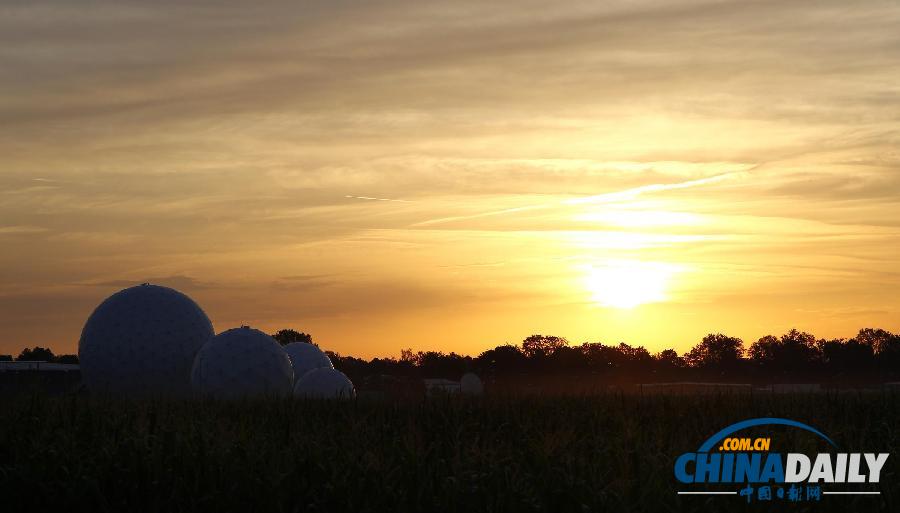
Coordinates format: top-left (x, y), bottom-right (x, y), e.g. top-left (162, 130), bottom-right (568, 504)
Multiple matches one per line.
top-left (1, 347), bottom-right (78, 364)
top-left (6, 327), bottom-right (900, 387)
top-left (323, 328), bottom-right (900, 388)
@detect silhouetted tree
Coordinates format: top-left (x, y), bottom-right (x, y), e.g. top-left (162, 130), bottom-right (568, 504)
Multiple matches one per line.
top-left (0, 355), bottom-right (12, 362)
top-left (579, 343), bottom-right (624, 371)
top-left (749, 329), bottom-right (819, 378)
top-left (650, 349), bottom-right (685, 381)
top-left (852, 328), bottom-right (900, 378)
top-left (416, 351), bottom-right (469, 378)
top-left (616, 343), bottom-right (652, 366)
top-left (819, 337), bottom-right (874, 381)
top-left (684, 334), bottom-right (744, 371)
top-left (399, 348), bottom-right (418, 365)
top-left (272, 329), bottom-right (313, 346)
top-left (521, 335), bottom-right (568, 358)
top-left (477, 345), bottom-right (527, 374)
top-left (16, 346), bottom-right (54, 362)
top-left (855, 328), bottom-right (900, 354)
top-left (654, 349), bottom-right (684, 369)
top-left (548, 345), bottom-right (590, 373)
top-left (748, 335), bottom-right (778, 362)
top-left (54, 354), bottom-right (79, 364)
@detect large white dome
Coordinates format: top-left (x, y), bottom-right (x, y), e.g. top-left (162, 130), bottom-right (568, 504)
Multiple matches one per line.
top-left (283, 342), bottom-right (332, 379)
top-left (78, 284), bottom-right (214, 396)
top-left (460, 372), bottom-right (484, 395)
top-left (191, 326), bottom-right (293, 399)
top-left (293, 367), bottom-right (355, 399)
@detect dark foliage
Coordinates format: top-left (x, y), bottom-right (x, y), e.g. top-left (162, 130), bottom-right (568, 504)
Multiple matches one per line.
top-left (12, 328), bottom-right (900, 386)
top-left (16, 346), bottom-right (55, 362)
top-left (271, 328), bottom-right (314, 346)
top-left (13, 347), bottom-right (79, 364)
top-left (324, 329), bottom-right (900, 388)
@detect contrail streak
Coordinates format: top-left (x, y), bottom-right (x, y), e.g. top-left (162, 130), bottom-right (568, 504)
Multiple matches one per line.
top-left (412, 171), bottom-right (743, 227)
top-left (345, 195), bottom-right (411, 203)
top-left (564, 172), bottom-right (739, 205)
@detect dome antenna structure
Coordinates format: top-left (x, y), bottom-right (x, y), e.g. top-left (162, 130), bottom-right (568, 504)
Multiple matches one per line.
top-left (191, 326), bottom-right (294, 399)
top-left (78, 284), bottom-right (214, 396)
top-left (294, 367), bottom-right (355, 399)
top-left (283, 341), bottom-right (333, 381)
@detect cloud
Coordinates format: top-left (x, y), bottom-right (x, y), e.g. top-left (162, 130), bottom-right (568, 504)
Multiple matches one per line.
top-left (0, 225), bottom-right (48, 235)
top-left (1, 0), bottom-right (899, 355)
top-left (272, 274), bottom-right (341, 290)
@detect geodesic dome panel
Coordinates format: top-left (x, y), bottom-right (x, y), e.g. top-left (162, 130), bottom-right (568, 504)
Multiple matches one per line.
top-left (78, 284), bottom-right (214, 396)
top-left (293, 367), bottom-right (355, 399)
top-left (283, 342), bottom-right (333, 380)
top-left (191, 326), bottom-right (293, 399)
top-left (460, 372), bottom-right (484, 395)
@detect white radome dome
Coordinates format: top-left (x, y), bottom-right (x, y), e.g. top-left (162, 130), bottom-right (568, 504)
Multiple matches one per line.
top-left (78, 284), bottom-right (214, 396)
top-left (191, 326), bottom-right (293, 399)
top-left (460, 372), bottom-right (484, 395)
top-left (294, 367), bottom-right (355, 399)
top-left (283, 342), bottom-right (333, 380)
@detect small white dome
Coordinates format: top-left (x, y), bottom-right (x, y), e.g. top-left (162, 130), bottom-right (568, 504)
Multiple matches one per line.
top-left (283, 342), bottom-right (332, 381)
top-left (294, 367), bottom-right (355, 399)
top-left (191, 326), bottom-right (293, 399)
top-left (460, 372), bottom-right (484, 395)
top-left (78, 284), bottom-right (214, 396)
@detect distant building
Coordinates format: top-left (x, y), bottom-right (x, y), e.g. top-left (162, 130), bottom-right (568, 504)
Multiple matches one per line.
top-left (0, 361), bottom-right (81, 394)
top-left (423, 378), bottom-right (460, 396)
top-left (0, 361), bottom-right (80, 372)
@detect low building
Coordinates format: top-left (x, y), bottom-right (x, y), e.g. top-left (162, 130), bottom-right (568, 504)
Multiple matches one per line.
top-left (423, 378), bottom-right (460, 396)
top-left (0, 361), bottom-right (81, 394)
top-left (0, 361), bottom-right (80, 372)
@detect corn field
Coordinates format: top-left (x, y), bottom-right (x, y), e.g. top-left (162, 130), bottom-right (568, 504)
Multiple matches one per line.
top-left (1, 392), bottom-right (898, 512)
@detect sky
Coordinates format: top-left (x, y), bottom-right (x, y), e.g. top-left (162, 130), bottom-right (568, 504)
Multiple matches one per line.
top-left (2, 0), bottom-right (899, 358)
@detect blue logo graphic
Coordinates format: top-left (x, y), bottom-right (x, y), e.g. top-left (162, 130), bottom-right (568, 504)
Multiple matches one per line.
top-left (674, 417), bottom-right (888, 503)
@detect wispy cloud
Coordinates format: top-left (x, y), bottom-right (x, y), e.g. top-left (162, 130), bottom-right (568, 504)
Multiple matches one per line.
top-left (411, 204), bottom-right (546, 227)
top-left (344, 195), bottom-right (411, 203)
top-left (0, 225), bottom-right (48, 235)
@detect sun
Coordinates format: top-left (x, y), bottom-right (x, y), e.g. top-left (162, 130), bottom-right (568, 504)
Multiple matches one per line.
top-left (582, 260), bottom-right (678, 309)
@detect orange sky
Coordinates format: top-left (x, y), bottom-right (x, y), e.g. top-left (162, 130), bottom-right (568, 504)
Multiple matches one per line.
top-left (2, 0), bottom-right (899, 358)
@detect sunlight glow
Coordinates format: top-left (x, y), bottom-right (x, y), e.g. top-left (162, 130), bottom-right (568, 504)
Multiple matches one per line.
top-left (582, 260), bottom-right (681, 309)
top-left (574, 209), bottom-right (702, 228)
top-left (565, 231), bottom-right (710, 250)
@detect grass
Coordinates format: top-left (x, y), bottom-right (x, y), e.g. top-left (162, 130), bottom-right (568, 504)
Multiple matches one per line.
top-left (1, 392), bottom-right (898, 512)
